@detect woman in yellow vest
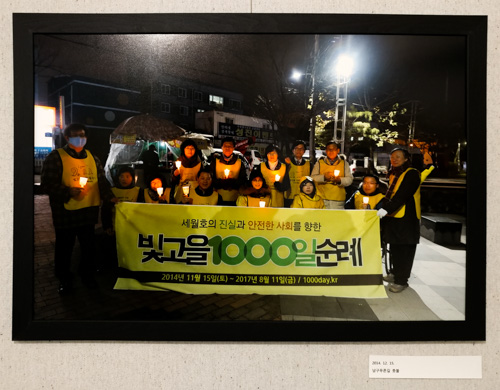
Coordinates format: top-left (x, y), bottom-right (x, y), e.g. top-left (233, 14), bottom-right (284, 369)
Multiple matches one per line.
top-left (377, 148), bottom-right (421, 293)
top-left (179, 168), bottom-right (222, 205)
top-left (171, 139), bottom-right (203, 203)
top-left (258, 144), bottom-right (290, 208)
top-left (291, 176), bottom-right (325, 209)
top-left (236, 169), bottom-right (272, 207)
top-left (345, 174), bottom-right (385, 210)
top-left (284, 140), bottom-right (311, 207)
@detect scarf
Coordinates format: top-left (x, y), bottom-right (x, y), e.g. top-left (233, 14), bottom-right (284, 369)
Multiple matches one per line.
top-left (384, 166), bottom-right (405, 200)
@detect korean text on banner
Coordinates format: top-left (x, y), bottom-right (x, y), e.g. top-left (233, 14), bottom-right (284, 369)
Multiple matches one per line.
top-left (114, 203), bottom-right (387, 298)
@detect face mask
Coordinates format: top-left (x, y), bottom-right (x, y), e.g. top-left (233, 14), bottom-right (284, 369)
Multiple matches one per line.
top-left (68, 137), bottom-right (87, 148)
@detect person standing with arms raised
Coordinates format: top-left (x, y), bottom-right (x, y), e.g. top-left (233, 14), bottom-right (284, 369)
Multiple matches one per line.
top-left (311, 141), bottom-right (353, 209)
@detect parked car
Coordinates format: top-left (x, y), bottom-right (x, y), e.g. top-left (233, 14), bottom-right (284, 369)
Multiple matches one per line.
top-left (350, 158), bottom-right (373, 177)
top-left (375, 165), bottom-right (388, 175)
top-left (303, 149), bottom-right (325, 160)
top-left (243, 149), bottom-right (262, 168)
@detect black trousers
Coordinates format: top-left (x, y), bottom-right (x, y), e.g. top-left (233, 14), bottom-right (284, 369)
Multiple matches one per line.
top-left (389, 243), bottom-right (417, 286)
top-left (54, 224), bottom-right (97, 282)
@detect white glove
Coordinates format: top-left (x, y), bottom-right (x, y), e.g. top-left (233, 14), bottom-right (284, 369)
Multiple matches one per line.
top-left (377, 208), bottom-right (388, 219)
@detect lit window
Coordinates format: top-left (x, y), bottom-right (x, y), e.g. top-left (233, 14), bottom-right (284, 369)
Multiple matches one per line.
top-left (209, 95), bottom-right (224, 107)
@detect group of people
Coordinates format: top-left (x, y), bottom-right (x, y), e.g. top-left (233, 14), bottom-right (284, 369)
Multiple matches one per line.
top-left (42, 123), bottom-right (424, 296)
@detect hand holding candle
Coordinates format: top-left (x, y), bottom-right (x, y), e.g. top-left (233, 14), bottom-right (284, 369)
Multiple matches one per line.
top-left (175, 161), bottom-right (181, 169)
top-left (182, 185), bottom-right (190, 196)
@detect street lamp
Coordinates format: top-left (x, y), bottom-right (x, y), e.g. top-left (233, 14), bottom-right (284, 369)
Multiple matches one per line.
top-left (333, 54), bottom-right (354, 155)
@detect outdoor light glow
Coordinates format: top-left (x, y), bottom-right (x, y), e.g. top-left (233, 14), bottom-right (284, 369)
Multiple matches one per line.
top-left (336, 55), bottom-right (354, 79)
top-left (291, 70), bottom-right (303, 80)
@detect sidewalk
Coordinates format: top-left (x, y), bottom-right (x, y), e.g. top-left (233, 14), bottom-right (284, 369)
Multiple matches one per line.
top-left (33, 195), bottom-right (465, 322)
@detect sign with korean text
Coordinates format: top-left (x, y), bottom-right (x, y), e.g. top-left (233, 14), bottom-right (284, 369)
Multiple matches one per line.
top-left (218, 123), bottom-right (276, 143)
top-left (114, 203), bottom-right (387, 298)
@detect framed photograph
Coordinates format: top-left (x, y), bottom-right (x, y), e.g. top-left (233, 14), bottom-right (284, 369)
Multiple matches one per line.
top-left (13, 13), bottom-right (486, 341)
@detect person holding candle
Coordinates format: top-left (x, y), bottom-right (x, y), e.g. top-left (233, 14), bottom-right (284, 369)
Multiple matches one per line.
top-left (291, 176), bottom-right (325, 209)
top-left (41, 123), bottom-right (117, 294)
top-left (209, 137), bottom-right (247, 206)
top-left (179, 168), bottom-right (222, 205)
top-left (284, 140), bottom-right (311, 207)
top-left (311, 141), bottom-right (353, 209)
top-left (171, 139), bottom-right (204, 203)
top-left (376, 148), bottom-right (422, 293)
top-left (256, 144), bottom-right (290, 208)
top-left (144, 174), bottom-right (170, 204)
top-left (345, 174), bottom-right (385, 210)
top-left (236, 169), bottom-right (272, 207)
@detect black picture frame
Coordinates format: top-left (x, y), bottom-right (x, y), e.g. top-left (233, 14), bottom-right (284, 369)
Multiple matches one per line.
top-left (13, 13), bottom-right (487, 341)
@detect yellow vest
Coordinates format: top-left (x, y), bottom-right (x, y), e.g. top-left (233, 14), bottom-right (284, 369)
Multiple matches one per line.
top-left (144, 188), bottom-right (171, 204)
top-left (388, 168), bottom-right (421, 219)
top-left (353, 192), bottom-right (385, 210)
top-left (174, 162), bottom-right (201, 203)
top-left (291, 193), bottom-right (325, 209)
top-left (260, 162), bottom-right (287, 208)
top-left (285, 161), bottom-right (311, 200)
top-left (57, 148), bottom-right (100, 210)
top-left (112, 186), bottom-right (140, 202)
top-left (236, 194), bottom-right (272, 207)
top-left (190, 189), bottom-right (219, 205)
top-left (316, 158), bottom-right (346, 201)
top-left (215, 157), bottom-right (242, 201)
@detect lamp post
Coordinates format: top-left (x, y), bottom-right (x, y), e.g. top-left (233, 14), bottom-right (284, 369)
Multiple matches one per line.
top-left (291, 35), bottom-right (320, 166)
top-left (333, 55), bottom-right (354, 155)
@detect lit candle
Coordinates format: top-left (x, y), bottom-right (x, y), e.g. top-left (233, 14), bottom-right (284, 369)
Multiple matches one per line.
top-left (259, 201), bottom-right (266, 208)
top-left (334, 170), bottom-right (340, 177)
top-left (182, 185), bottom-right (190, 196)
top-left (275, 174), bottom-right (281, 182)
top-left (363, 196), bottom-right (369, 205)
top-left (224, 168), bottom-right (230, 179)
top-left (157, 187), bottom-right (164, 197)
top-left (79, 177), bottom-right (88, 188)
top-left (175, 161), bottom-right (181, 169)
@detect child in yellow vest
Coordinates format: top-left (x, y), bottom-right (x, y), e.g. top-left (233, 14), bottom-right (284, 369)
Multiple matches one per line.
top-left (291, 176), bottom-right (325, 209)
top-left (344, 174), bottom-right (385, 210)
top-left (144, 174), bottom-right (170, 204)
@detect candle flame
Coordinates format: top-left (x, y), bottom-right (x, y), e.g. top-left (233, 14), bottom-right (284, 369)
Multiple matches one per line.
top-left (157, 187), bottom-right (163, 196)
top-left (275, 174), bottom-right (281, 182)
top-left (259, 201), bottom-right (266, 208)
top-left (363, 196), bottom-right (369, 204)
top-left (334, 170), bottom-right (340, 177)
top-left (175, 161), bottom-right (181, 169)
top-left (224, 168), bottom-right (230, 178)
top-left (182, 185), bottom-right (190, 196)
top-left (79, 177), bottom-right (88, 187)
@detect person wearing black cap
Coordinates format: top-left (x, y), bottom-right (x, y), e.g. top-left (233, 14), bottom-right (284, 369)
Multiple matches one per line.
top-left (209, 136), bottom-right (247, 206)
top-left (284, 140), bottom-right (311, 207)
top-left (376, 147), bottom-right (422, 293)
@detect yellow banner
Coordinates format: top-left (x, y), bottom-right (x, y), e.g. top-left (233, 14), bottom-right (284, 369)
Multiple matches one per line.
top-left (114, 203), bottom-right (387, 298)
